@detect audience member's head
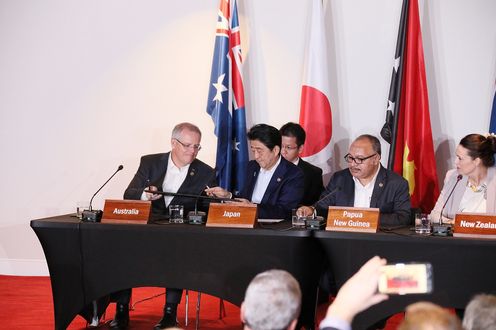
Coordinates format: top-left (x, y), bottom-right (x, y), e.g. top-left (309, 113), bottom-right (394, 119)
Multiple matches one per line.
top-left (398, 301), bottom-right (462, 330)
top-left (241, 269), bottom-right (301, 330)
top-left (462, 293), bottom-right (496, 330)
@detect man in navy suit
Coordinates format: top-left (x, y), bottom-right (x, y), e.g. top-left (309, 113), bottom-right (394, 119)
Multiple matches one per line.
top-left (298, 134), bottom-right (411, 227)
top-left (110, 122), bottom-right (216, 330)
top-left (280, 122), bottom-right (324, 205)
top-left (207, 124), bottom-right (304, 220)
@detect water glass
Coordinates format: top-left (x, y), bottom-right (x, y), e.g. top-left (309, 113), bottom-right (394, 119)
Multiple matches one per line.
top-left (169, 204), bottom-right (184, 223)
top-left (76, 201), bottom-right (89, 219)
top-left (292, 209), bottom-right (306, 228)
top-left (415, 213), bottom-right (431, 235)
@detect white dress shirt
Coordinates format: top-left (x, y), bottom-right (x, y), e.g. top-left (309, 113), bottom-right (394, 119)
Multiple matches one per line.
top-left (141, 154), bottom-right (190, 207)
top-left (353, 165), bottom-right (380, 208)
top-left (251, 157), bottom-right (281, 204)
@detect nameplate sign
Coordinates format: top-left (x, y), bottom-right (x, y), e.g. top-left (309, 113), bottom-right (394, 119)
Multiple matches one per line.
top-left (453, 212), bottom-right (496, 239)
top-left (325, 206), bottom-right (379, 233)
top-left (101, 199), bottom-right (151, 224)
top-left (206, 203), bottom-right (257, 228)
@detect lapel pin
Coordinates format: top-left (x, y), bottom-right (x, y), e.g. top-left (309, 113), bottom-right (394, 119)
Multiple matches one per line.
top-left (379, 182), bottom-right (384, 188)
top-left (277, 177), bottom-right (281, 182)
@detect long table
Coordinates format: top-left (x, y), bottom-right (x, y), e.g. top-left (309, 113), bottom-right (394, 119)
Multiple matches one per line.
top-left (31, 216), bottom-right (324, 330)
top-left (31, 216), bottom-right (496, 330)
top-left (314, 228), bottom-right (496, 329)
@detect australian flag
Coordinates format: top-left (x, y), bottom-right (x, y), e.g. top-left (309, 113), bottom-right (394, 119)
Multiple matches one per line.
top-left (206, 0), bottom-right (248, 195)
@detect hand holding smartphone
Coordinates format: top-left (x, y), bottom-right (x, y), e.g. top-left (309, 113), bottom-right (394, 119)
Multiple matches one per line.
top-left (378, 263), bottom-right (433, 295)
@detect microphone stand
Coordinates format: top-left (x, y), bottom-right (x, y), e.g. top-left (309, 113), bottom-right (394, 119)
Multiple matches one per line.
top-left (82, 165), bottom-right (124, 222)
top-left (432, 174), bottom-right (462, 236)
top-left (305, 186), bottom-right (342, 230)
top-left (187, 189), bottom-right (208, 225)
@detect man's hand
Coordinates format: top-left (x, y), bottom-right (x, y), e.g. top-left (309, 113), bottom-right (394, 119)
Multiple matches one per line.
top-left (205, 186), bottom-right (232, 198)
top-left (325, 256), bottom-right (389, 324)
top-left (296, 206), bottom-right (314, 217)
top-left (145, 186), bottom-right (162, 201)
top-left (228, 198), bottom-right (254, 206)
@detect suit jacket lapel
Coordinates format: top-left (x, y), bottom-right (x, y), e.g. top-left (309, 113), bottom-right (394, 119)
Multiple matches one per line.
top-left (370, 166), bottom-right (387, 208)
top-left (151, 153), bottom-right (169, 187)
top-left (342, 171), bottom-right (355, 206)
top-left (261, 160), bottom-right (285, 204)
top-left (151, 153), bottom-right (169, 211)
top-left (171, 159), bottom-right (202, 204)
top-left (244, 163), bottom-right (260, 200)
top-left (486, 167), bottom-right (496, 213)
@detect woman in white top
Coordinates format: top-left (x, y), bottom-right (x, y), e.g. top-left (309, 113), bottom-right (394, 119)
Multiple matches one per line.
top-left (430, 134), bottom-right (496, 224)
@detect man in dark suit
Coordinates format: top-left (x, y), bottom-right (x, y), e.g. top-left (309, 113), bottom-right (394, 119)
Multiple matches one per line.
top-left (110, 122), bottom-right (216, 330)
top-left (298, 134), bottom-right (410, 329)
top-left (207, 124), bottom-right (304, 220)
top-left (298, 134), bottom-right (411, 227)
top-left (280, 122), bottom-right (324, 205)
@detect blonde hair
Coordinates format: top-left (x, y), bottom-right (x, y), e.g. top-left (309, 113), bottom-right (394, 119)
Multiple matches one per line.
top-left (398, 302), bottom-right (462, 330)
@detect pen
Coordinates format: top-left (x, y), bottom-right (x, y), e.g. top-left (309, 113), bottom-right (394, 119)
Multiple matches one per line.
top-left (206, 185), bottom-right (217, 198)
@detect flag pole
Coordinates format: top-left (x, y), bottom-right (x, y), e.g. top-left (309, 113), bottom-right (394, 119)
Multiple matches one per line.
top-left (386, 0), bottom-right (409, 170)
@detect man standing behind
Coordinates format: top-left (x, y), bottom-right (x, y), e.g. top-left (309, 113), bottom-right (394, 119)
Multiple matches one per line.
top-left (110, 122), bottom-right (216, 330)
top-left (207, 124), bottom-right (304, 220)
top-left (298, 134), bottom-right (411, 227)
top-left (280, 122), bottom-right (324, 205)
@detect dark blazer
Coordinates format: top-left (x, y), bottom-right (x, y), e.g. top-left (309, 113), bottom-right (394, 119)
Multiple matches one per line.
top-left (124, 152), bottom-right (216, 215)
top-left (316, 165), bottom-right (411, 227)
top-left (238, 157), bottom-right (305, 220)
top-left (297, 158), bottom-right (324, 205)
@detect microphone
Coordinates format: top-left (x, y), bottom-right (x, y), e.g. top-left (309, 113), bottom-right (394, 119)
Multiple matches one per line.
top-left (313, 186), bottom-right (342, 211)
top-left (438, 174), bottom-right (462, 225)
top-left (82, 165), bottom-right (124, 222)
top-left (188, 170), bottom-right (216, 225)
top-left (305, 186), bottom-right (342, 230)
top-left (432, 174), bottom-right (462, 236)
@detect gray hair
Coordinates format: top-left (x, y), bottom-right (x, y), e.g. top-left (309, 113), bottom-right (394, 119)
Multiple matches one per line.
top-left (243, 269), bottom-right (301, 330)
top-left (463, 294), bottom-right (496, 330)
top-left (171, 122), bottom-right (202, 140)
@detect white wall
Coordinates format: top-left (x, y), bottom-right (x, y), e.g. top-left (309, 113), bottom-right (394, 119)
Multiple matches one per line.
top-left (0, 0), bottom-right (495, 275)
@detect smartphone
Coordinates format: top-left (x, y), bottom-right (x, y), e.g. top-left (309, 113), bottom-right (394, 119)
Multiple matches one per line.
top-left (378, 263), bottom-right (433, 295)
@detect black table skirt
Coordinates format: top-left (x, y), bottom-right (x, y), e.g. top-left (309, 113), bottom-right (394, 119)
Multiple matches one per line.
top-left (314, 229), bottom-right (496, 329)
top-left (31, 216), bottom-right (496, 330)
top-left (31, 216), bottom-right (323, 330)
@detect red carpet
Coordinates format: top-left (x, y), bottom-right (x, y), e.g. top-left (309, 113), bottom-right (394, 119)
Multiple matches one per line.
top-left (0, 275), bottom-right (402, 329)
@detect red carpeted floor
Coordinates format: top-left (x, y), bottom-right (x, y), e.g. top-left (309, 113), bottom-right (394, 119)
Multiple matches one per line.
top-left (0, 275), bottom-right (402, 329)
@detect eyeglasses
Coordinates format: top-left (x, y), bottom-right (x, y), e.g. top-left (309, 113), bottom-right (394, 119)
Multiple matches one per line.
top-left (281, 145), bottom-right (299, 151)
top-left (344, 153), bottom-right (376, 164)
top-left (174, 139), bottom-right (201, 151)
